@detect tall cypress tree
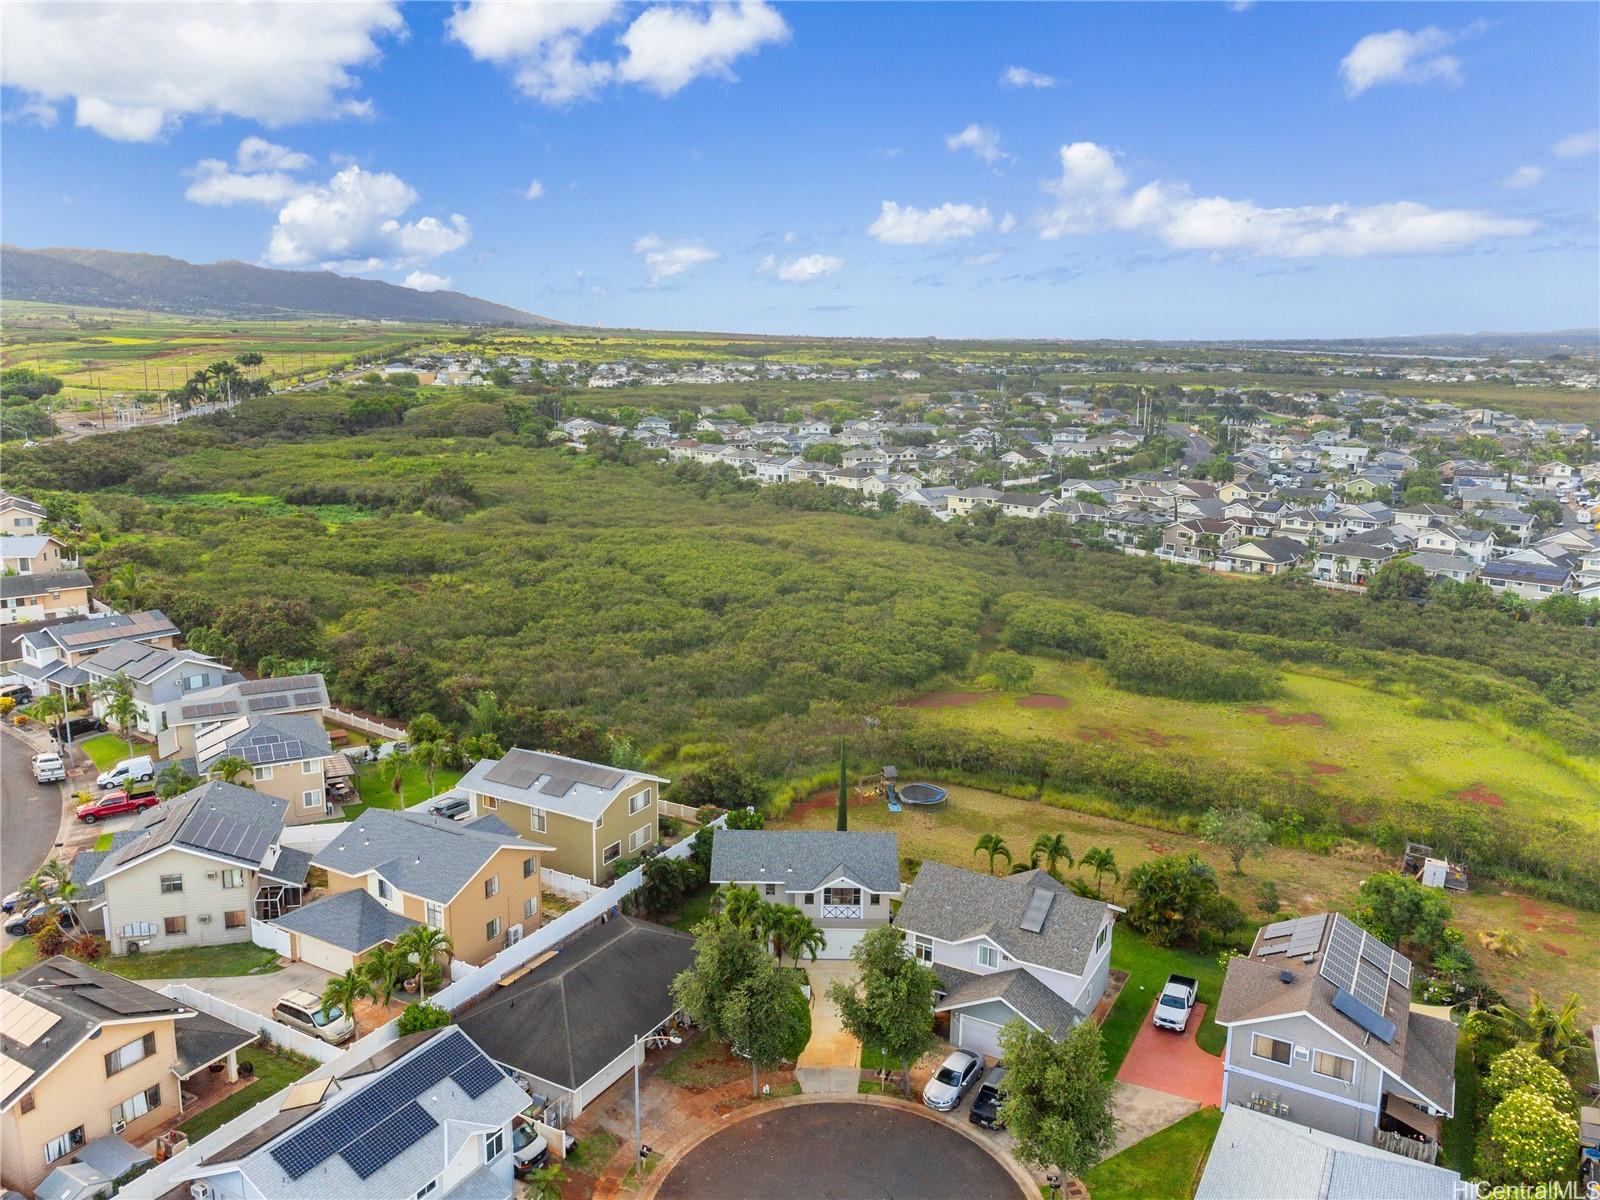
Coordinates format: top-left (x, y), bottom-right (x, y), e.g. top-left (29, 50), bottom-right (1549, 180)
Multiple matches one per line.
top-left (836, 738), bottom-right (849, 831)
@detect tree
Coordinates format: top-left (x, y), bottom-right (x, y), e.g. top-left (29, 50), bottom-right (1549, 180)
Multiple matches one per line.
top-left (1484, 990), bottom-right (1588, 1076)
top-left (836, 738), bottom-right (849, 831)
top-left (671, 756), bottom-right (768, 813)
top-left (1030, 833), bottom-right (1073, 879)
top-left (1079, 847), bottom-right (1119, 897)
top-left (974, 833), bottom-right (1012, 876)
top-left (156, 763), bottom-right (199, 799)
top-left (1197, 806), bottom-right (1271, 874)
top-left (396, 925), bottom-right (454, 1002)
top-left (1483, 1047), bottom-right (1580, 1116)
top-left (722, 956), bottom-right (809, 1095)
top-left (411, 739), bottom-right (451, 795)
top-left (984, 651), bottom-right (1035, 690)
top-left (522, 1160), bottom-right (566, 1200)
top-left (998, 1018), bottom-right (1117, 1178)
top-left (321, 967), bottom-right (373, 1022)
top-left (380, 748), bottom-right (412, 802)
top-left (766, 906), bottom-right (825, 968)
top-left (827, 925), bottom-right (938, 1096)
top-left (1123, 853), bottom-right (1225, 947)
top-left (362, 945), bottom-right (408, 1010)
top-left (1353, 873), bottom-right (1451, 958)
top-left (396, 1001), bottom-right (453, 1035)
top-left (717, 884), bottom-right (767, 933)
top-left (208, 755), bottom-right (254, 787)
top-left (1477, 1088), bottom-right (1580, 1187)
top-left (101, 564), bottom-right (147, 611)
top-left (91, 673), bottom-right (139, 759)
top-left (462, 689), bottom-right (506, 740)
top-left (1366, 559), bottom-right (1429, 603)
top-left (671, 915), bottom-right (770, 1057)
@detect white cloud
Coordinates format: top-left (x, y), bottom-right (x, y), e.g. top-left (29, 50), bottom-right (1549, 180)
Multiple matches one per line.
top-left (775, 254), bottom-right (843, 282)
top-left (1501, 165), bottom-right (1545, 190)
top-left (946, 123), bottom-right (1010, 165)
top-left (1339, 27), bottom-right (1463, 97)
top-left (402, 271), bottom-right (453, 292)
top-left (1225, 1), bottom-right (1255, 12)
top-left (1552, 129), bottom-right (1599, 158)
top-left (264, 166), bottom-right (470, 270)
top-left (447, 0), bottom-right (786, 104)
top-left (184, 138), bottom-right (315, 207)
top-left (966, 250), bottom-right (1003, 266)
top-left (867, 201), bottom-right (993, 245)
top-left (524, 179), bottom-right (545, 200)
top-left (0, 1), bottom-right (402, 142)
top-left (238, 137), bottom-right (313, 172)
top-left (998, 212), bottom-right (1019, 235)
top-left (633, 233), bottom-right (718, 283)
top-left (1000, 65), bottom-right (1056, 89)
top-left (1039, 139), bottom-right (1537, 257)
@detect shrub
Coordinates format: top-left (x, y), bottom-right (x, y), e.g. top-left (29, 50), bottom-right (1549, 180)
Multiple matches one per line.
top-left (1477, 1088), bottom-right (1580, 1187)
top-left (396, 1002), bottom-right (452, 1035)
top-left (1483, 1048), bottom-right (1580, 1116)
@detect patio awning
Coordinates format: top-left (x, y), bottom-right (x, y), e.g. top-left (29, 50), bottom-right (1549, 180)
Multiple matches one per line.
top-left (1382, 1092), bottom-right (1442, 1142)
top-left (323, 752), bottom-right (356, 781)
top-left (174, 1011), bottom-right (257, 1078)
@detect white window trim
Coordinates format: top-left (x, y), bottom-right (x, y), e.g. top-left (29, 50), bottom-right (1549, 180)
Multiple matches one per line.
top-left (1250, 1033), bottom-right (1294, 1067)
top-left (523, 896), bottom-right (537, 920)
top-left (253, 765), bottom-right (272, 782)
top-left (486, 917), bottom-right (501, 940)
top-left (302, 760), bottom-right (318, 774)
top-left (484, 1127), bottom-right (504, 1162)
top-left (913, 935), bottom-right (933, 964)
top-left (424, 901), bottom-right (444, 930)
top-left (628, 789), bottom-right (650, 815)
top-left (301, 790), bottom-right (321, 808)
top-left (602, 841), bottom-right (621, 865)
top-left (628, 826), bottom-right (650, 851)
top-left (976, 944), bottom-right (1000, 970)
top-left (1312, 1049), bottom-right (1356, 1084)
top-left (484, 875), bottom-right (499, 899)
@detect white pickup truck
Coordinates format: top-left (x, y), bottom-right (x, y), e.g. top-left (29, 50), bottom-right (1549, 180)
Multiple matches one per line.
top-left (1152, 974), bottom-right (1199, 1033)
top-left (31, 753), bottom-right (67, 784)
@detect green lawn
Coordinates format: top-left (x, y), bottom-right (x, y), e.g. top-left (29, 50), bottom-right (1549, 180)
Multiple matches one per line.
top-left (101, 942), bottom-right (283, 980)
top-left (1439, 1036), bottom-right (1479, 1173)
top-left (0, 938), bottom-right (40, 977)
top-left (660, 884), bottom-right (715, 933)
top-left (658, 1034), bottom-right (745, 1089)
top-left (343, 762), bottom-right (463, 819)
top-left (565, 1129), bottom-right (621, 1175)
top-left (1101, 935), bottom-right (1232, 1077)
top-left (1079, 1106), bottom-right (1222, 1200)
top-left (78, 732), bottom-right (135, 771)
top-left (177, 1044), bottom-right (316, 1141)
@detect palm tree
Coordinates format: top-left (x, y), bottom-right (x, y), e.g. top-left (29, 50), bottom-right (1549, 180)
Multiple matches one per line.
top-left (91, 673), bottom-right (139, 759)
top-left (781, 911), bottom-right (826, 969)
top-left (396, 925), bottom-right (454, 1002)
top-left (362, 945), bottom-right (407, 1010)
top-left (102, 564), bottom-right (146, 612)
top-left (718, 885), bottom-right (767, 933)
top-left (411, 739), bottom-right (450, 796)
top-left (28, 693), bottom-right (66, 726)
top-left (1485, 990), bottom-right (1587, 1074)
top-left (974, 833), bottom-right (1011, 876)
top-left (380, 749), bottom-right (412, 805)
top-left (208, 755), bottom-right (254, 787)
top-left (523, 1161), bottom-right (565, 1200)
top-left (1030, 833), bottom-right (1073, 879)
top-left (1080, 847), bottom-right (1120, 897)
top-left (321, 967), bottom-right (372, 1023)
top-left (156, 763), bottom-right (198, 799)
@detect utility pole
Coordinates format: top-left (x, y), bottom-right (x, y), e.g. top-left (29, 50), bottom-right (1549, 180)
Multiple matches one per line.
top-left (632, 1032), bottom-right (642, 1173)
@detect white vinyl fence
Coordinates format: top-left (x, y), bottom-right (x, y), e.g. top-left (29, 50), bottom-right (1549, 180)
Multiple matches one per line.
top-left (322, 707), bottom-right (408, 741)
top-left (541, 866), bottom-right (602, 901)
top-left (249, 918), bottom-right (293, 957)
top-left (158, 983), bottom-right (341, 1065)
top-left (277, 824), bottom-right (344, 852)
top-left (658, 800), bottom-right (705, 822)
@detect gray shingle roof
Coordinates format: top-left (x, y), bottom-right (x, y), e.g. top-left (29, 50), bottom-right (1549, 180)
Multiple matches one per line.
top-left (897, 862), bottom-right (1113, 977)
top-left (271, 888), bottom-right (418, 953)
top-left (0, 569), bottom-right (89, 599)
top-left (709, 830), bottom-right (901, 893)
top-left (934, 965), bottom-right (1083, 1035)
top-left (89, 781), bottom-right (286, 885)
top-left (174, 1009), bottom-right (257, 1075)
top-left (262, 847), bottom-right (313, 887)
top-left (458, 749), bottom-right (666, 823)
top-left (197, 713), bottom-right (332, 770)
top-left (70, 831), bottom-right (142, 899)
top-left (314, 808), bottom-right (544, 904)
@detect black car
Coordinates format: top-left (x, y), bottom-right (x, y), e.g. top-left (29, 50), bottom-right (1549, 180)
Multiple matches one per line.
top-left (969, 1066), bottom-right (1007, 1129)
top-left (52, 715), bottom-right (107, 742)
top-left (431, 798), bottom-right (471, 821)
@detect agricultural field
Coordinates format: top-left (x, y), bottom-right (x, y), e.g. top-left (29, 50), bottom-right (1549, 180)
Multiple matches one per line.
top-left (775, 782), bottom-right (1600, 1005)
top-left (906, 658), bottom-right (1600, 836)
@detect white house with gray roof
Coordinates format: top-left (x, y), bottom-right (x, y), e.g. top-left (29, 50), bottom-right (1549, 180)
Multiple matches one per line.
top-left (895, 862), bottom-right (1116, 1061)
top-left (709, 830), bottom-right (902, 958)
top-left (160, 672), bottom-right (330, 761)
top-left (80, 643), bottom-right (239, 738)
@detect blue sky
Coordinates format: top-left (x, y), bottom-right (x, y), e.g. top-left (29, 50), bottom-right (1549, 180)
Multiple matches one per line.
top-left (2, 1), bottom-right (1596, 338)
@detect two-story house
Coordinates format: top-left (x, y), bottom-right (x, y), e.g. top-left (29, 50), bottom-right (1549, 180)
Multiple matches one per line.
top-left (85, 782), bottom-right (309, 954)
top-left (0, 570), bottom-right (91, 627)
top-left (1215, 913), bottom-right (1456, 1163)
top-left (279, 808), bottom-right (550, 972)
top-left (457, 749), bottom-right (667, 883)
top-left (160, 672), bottom-right (330, 761)
top-left (79, 643), bottom-right (240, 740)
top-left (0, 492), bottom-right (48, 535)
top-left (1, 958), bottom-right (254, 1197)
top-left (196, 714), bottom-right (334, 825)
top-left (0, 533), bottom-right (72, 575)
top-left (708, 830), bottom-right (902, 958)
top-left (895, 863), bottom-right (1116, 1062)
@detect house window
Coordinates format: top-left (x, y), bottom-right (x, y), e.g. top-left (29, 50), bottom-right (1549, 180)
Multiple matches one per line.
top-left (106, 1032), bottom-right (157, 1077)
top-left (629, 826), bottom-right (650, 852)
top-left (224, 910), bottom-right (247, 930)
top-left (159, 874), bottom-right (183, 894)
top-left (764, 883), bottom-right (778, 897)
top-left (602, 842), bottom-right (621, 865)
top-left (480, 795), bottom-right (497, 810)
top-left (302, 760), bottom-right (318, 774)
top-left (529, 809), bottom-right (546, 833)
top-left (484, 1127), bottom-right (504, 1162)
top-left (1312, 1050), bottom-right (1355, 1083)
top-left (1251, 1034), bottom-right (1293, 1065)
top-left (524, 896), bottom-right (538, 921)
top-left (522, 856), bottom-right (536, 878)
top-left (19, 1092), bottom-right (34, 1114)
top-left (976, 944), bottom-right (1000, 970)
top-left (868, 893), bottom-right (881, 906)
top-left (302, 790), bottom-right (321, 809)
top-left (416, 1180), bottom-right (439, 1200)
top-left (253, 765), bottom-right (272, 782)
top-left (165, 915), bottom-right (187, 936)
top-left (804, 894), bottom-right (814, 906)
top-left (822, 887), bottom-right (860, 907)
top-left (484, 875), bottom-right (500, 899)
top-left (44, 1126), bottom-right (85, 1164)
top-left (1095, 924), bottom-right (1109, 953)
top-left (221, 869), bottom-right (246, 889)
top-left (111, 1084), bottom-right (163, 1126)
top-left (486, 917), bottom-right (501, 941)
top-left (913, 936), bottom-right (933, 964)
top-left (425, 901), bottom-right (444, 930)
top-left (378, 879), bottom-right (393, 901)
top-left (595, 810), bottom-right (603, 828)
top-left (629, 790), bottom-right (649, 815)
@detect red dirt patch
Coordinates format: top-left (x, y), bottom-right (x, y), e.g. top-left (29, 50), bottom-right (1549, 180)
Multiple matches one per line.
top-left (1076, 726), bottom-right (1121, 743)
top-left (900, 691), bottom-right (985, 709)
top-left (1017, 693), bottom-right (1069, 709)
top-left (1132, 728), bottom-right (1188, 747)
top-left (789, 789), bottom-right (881, 820)
top-left (1145, 842), bottom-right (1172, 854)
top-left (1515, 897), bottom-right (1549, 920)
top-left (1243, 706), bottom-right (1328, 727)
top-left (1541, 942), bottom-right (1569, 958)
top-left (1521, 922), bottom-right (1542, 932)
top-left (1455, 785), bottom-right (1505, 808)
top-left (1307, 761), bottom-right (1345, 775)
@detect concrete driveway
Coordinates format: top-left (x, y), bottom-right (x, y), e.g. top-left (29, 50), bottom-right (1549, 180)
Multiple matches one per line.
top-left (150, 961), bottom-right (334, 1018)
top-left (795, 960), bottom-right (861, 1093)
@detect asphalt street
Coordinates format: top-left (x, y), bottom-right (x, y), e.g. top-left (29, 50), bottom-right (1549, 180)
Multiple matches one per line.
top-left (1, 725), bottom-right (66, 894)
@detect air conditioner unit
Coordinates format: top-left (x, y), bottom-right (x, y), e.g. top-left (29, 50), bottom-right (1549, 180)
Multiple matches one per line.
top-left (112, 1119), bottom-right (127, 1134)
top-left (206, 872), bottom-right (218, 880)
top-left (198, 914), bottom-right (212, 924)
top-left (191, 1182), bottom-right (215, 1200)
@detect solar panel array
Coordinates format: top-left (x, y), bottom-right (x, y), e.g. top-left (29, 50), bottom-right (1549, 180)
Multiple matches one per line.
top-left (1018, 887), bottom-right (1055, 933)
top-left (1331, 987), bottom-right (1398, 1044)
top-left (1317, 914), bottom-right (1410, 1020)
top-left (181, 699), bottom-right (243, 721)
top-left (241, 674), bottom-right (322, 695)
top-left (248, 693), bottom-right (291, 713)
top-left (58, 612), bottom-right (176, 648)
top-left (1255, 913), bottom-right (1329, 959)
top-left (483, 749), bottom-right (625, 797)
top-left (183, 809), bottom-right (272, 865)
top-left (241, 732), bottom-right (306, 765)
top-left (269, 1031), bottom-right (507, 1181)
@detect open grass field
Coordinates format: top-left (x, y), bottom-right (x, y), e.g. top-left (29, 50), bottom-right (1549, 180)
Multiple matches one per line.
top-left (909, 658), bottom-right (1600, 835)
top-left (1079, 1106), bottom-right (1222, 1200)
top-left (776, 783), bottom-right (1599, 1005)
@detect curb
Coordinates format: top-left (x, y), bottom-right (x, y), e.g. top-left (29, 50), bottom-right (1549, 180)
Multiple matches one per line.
top-left (636, 1092), bottom-right (1038, 1200)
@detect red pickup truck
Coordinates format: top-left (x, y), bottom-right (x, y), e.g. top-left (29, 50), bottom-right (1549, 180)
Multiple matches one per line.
top-left (76, 790), bottom-right (160, 823)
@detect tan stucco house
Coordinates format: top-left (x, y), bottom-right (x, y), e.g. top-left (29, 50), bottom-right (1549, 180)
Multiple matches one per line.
top-left (0, 570), bottom-right (91, 627)
top-left (456, 749), bottom-right (668, 883)
top-left (196, 713), bottom-right (333, 825)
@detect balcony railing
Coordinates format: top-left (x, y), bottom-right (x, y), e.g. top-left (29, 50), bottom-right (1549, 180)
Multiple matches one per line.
top-left (822, 904), bottom-right (863, 920)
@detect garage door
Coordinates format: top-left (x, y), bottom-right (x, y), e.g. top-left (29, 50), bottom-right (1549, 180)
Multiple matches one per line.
top-left (293, 932), bottom-right (356, 975)
top-left (954, 1013), bottom-right (1004, 1062)
top-left (818, 927), bottom-right (868, 959)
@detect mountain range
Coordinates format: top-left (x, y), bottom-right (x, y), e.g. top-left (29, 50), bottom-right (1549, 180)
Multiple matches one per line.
top-left (1, 246), bottom-right (558, 326)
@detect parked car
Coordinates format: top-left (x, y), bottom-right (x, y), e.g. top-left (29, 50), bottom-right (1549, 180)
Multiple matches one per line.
top-left (97, 754), bottom-right (155, 790)
top-left (2, 879), bottom-right (58, 913)
top-left (922, 1050), bottom-right (982, 1112)
top-left (51, 715), bottom-right (106, 742)
top-left (4, 902), bottom-right (77, 937)
top-left (0, 684), bottom-right (33, 704)
top-left (1153, 974), bottom-right (1199, 1033)
top-left (511, 1117), bottom-right (549, 1173)
top-left (374, 740), bottom-right (410, 761)
top-left (431, 797), bottom-right (470, 821)
top-left (968, 1066), bottom-right (1007, 1129)
top-left (76, 789), bottom-right (159, 822)
top-left (31, 753), bottom-right (67, 783)
top-left (272, 989), bottom-right (355, 1044)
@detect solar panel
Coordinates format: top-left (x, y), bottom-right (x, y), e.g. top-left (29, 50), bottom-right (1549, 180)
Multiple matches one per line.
top-left (538, 775), bottom-right (578, 798)
top-left (1018, 887), bottom-right (1055, 934)
top-left (1319, 915), bottom-right (1408, 1021)
top-left (291, 690), bottom-right (323, 706)
top-left (1331, 987), bottom-right (1397, 1044)
top-left (341, 1101), bottom-right (437, 1179)
top-left (249, 694), bottom-right (291, 712)
top-left (451, 1054), bottom-right (505, 1099)
top-left (484, 753), bottom-right (543, 790)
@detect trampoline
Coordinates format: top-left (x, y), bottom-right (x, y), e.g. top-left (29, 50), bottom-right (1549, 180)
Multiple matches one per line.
top-left (895, 782), bottom-right (948, 807)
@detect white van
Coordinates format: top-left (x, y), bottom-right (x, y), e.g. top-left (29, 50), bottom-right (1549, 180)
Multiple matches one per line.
top-left (97, 754), bottom-right (156, 790)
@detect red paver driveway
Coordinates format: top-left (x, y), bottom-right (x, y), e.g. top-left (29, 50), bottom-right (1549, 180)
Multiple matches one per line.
top-left (1115, 1001), bottom-right (1223, 1106)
